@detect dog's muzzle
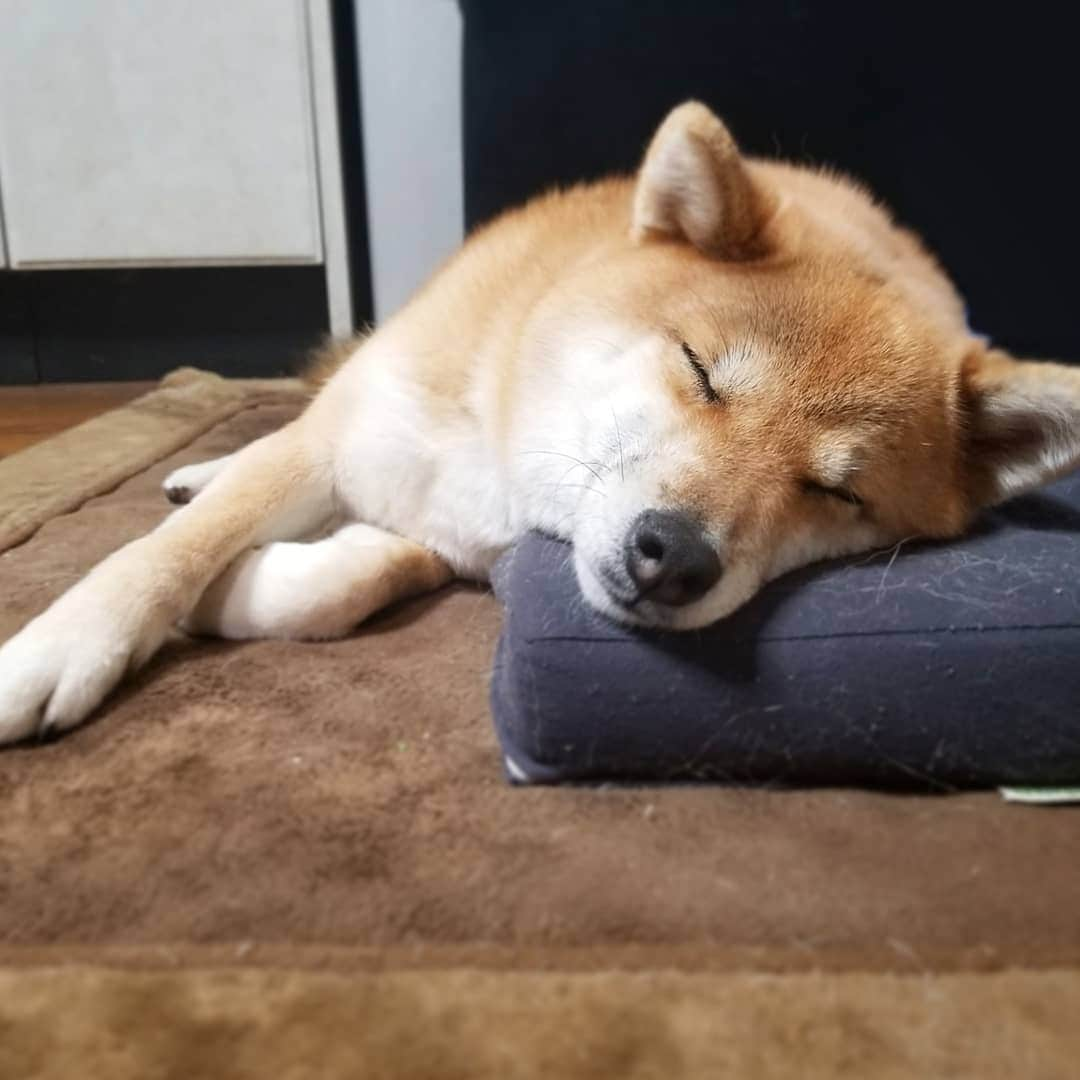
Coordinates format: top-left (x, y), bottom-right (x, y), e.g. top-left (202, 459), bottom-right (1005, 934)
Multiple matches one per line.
top-left (623, 509), bottom-right (723, 607)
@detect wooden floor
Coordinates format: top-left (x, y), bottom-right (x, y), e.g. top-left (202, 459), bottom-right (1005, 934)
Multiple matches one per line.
top-left (0, 382), bottom-right (154, 459)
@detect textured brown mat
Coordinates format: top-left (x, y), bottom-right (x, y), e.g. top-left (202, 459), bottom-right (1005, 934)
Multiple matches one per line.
top-left (3, 967), bottom-right (1079, 1080)
top-left (1, 377), bottom-right (1079, 977)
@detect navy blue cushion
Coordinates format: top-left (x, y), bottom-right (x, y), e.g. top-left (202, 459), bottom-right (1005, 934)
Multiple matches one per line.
top-left (490, 474), bottom-right (1080, 788)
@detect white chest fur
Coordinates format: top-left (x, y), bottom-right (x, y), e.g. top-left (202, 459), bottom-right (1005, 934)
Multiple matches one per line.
top-left (330, 351), bottom-right (517, 579)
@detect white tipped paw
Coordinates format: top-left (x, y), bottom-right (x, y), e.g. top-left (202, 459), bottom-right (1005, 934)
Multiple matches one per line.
top-left (163, 454), bottom-right (233, 505)
top-left (0, 564), bottom-right (171, 745)
top-left (184, 540), bottom-right (349, 641)
top-left (185, 525), bottom-right (400, 641)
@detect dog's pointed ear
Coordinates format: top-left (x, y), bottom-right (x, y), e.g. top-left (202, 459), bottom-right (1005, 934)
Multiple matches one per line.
top-left (632, 101), bottom-right (777, 258)
top-left (962, 347), bottom-right (1080, 506)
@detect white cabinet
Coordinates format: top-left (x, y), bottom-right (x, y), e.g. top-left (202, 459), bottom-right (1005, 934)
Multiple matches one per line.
top-left (0, 0), bottom-right (350, 331)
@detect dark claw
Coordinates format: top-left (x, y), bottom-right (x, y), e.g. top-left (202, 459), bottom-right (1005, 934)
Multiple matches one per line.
top-left (36, 718), bottom-right (60, 744)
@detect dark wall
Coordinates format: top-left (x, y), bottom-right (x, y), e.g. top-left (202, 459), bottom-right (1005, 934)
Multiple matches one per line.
top-left (463, 1), bottom-right (1079, 359)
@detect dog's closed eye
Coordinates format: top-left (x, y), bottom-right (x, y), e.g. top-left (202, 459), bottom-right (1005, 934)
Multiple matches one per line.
top-left (681, 342), bottom-right (722, 404)
top-left (800, 478), bottom-right (864, 508)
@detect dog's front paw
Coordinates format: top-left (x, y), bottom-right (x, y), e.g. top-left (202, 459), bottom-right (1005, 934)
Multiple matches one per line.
top-left (0, 556), bottom-right (173, 745)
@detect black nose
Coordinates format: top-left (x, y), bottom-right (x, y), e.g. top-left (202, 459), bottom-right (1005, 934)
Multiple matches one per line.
top-left (624, 510), bottom-right (723, 607)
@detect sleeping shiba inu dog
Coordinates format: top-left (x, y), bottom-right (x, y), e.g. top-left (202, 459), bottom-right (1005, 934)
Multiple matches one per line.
top-left (2, 101), bottom-right (1080, 743)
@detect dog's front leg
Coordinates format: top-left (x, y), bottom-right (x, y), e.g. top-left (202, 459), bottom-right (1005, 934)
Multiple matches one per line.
top-left (0, 420), bottom-right (333, 744)
top-left (185, 523), bottom-right (453, 641)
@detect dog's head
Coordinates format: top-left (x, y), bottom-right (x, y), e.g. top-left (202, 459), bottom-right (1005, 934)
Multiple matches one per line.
top-left (517, 102), bottom-right (1080, 629)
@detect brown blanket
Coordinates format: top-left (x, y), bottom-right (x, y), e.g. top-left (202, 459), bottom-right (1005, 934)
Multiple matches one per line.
top-left (2, 373), bottom-right (1078, 1077)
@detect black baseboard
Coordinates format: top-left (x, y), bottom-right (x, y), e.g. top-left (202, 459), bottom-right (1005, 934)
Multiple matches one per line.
top-left (0, 273), bottom-right (35, 383)
top-left (0, 265), bottom-right (332, 384)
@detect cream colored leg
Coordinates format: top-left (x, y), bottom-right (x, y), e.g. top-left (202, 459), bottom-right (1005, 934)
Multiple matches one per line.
top-left (186, 523), bottom-right (452, 641)
top-left (0, 421), bottom-right (333, 742)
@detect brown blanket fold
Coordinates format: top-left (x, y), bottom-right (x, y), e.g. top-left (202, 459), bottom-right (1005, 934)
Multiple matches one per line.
top-left (3, 968), bottom-right (1079, 1080)
top-left (0, 367), bottom-right (307, 552)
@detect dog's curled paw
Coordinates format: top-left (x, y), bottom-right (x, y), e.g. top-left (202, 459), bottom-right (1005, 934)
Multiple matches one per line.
top-left (162, 456), bottom-right (232, 506)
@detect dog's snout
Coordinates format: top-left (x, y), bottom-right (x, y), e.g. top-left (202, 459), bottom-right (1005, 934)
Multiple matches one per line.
top-left (624, 510), bottom-right (722, 606)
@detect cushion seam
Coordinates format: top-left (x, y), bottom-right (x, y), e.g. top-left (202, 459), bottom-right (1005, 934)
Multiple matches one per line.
top-left (520, 621), bottom-right (1080, 647)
